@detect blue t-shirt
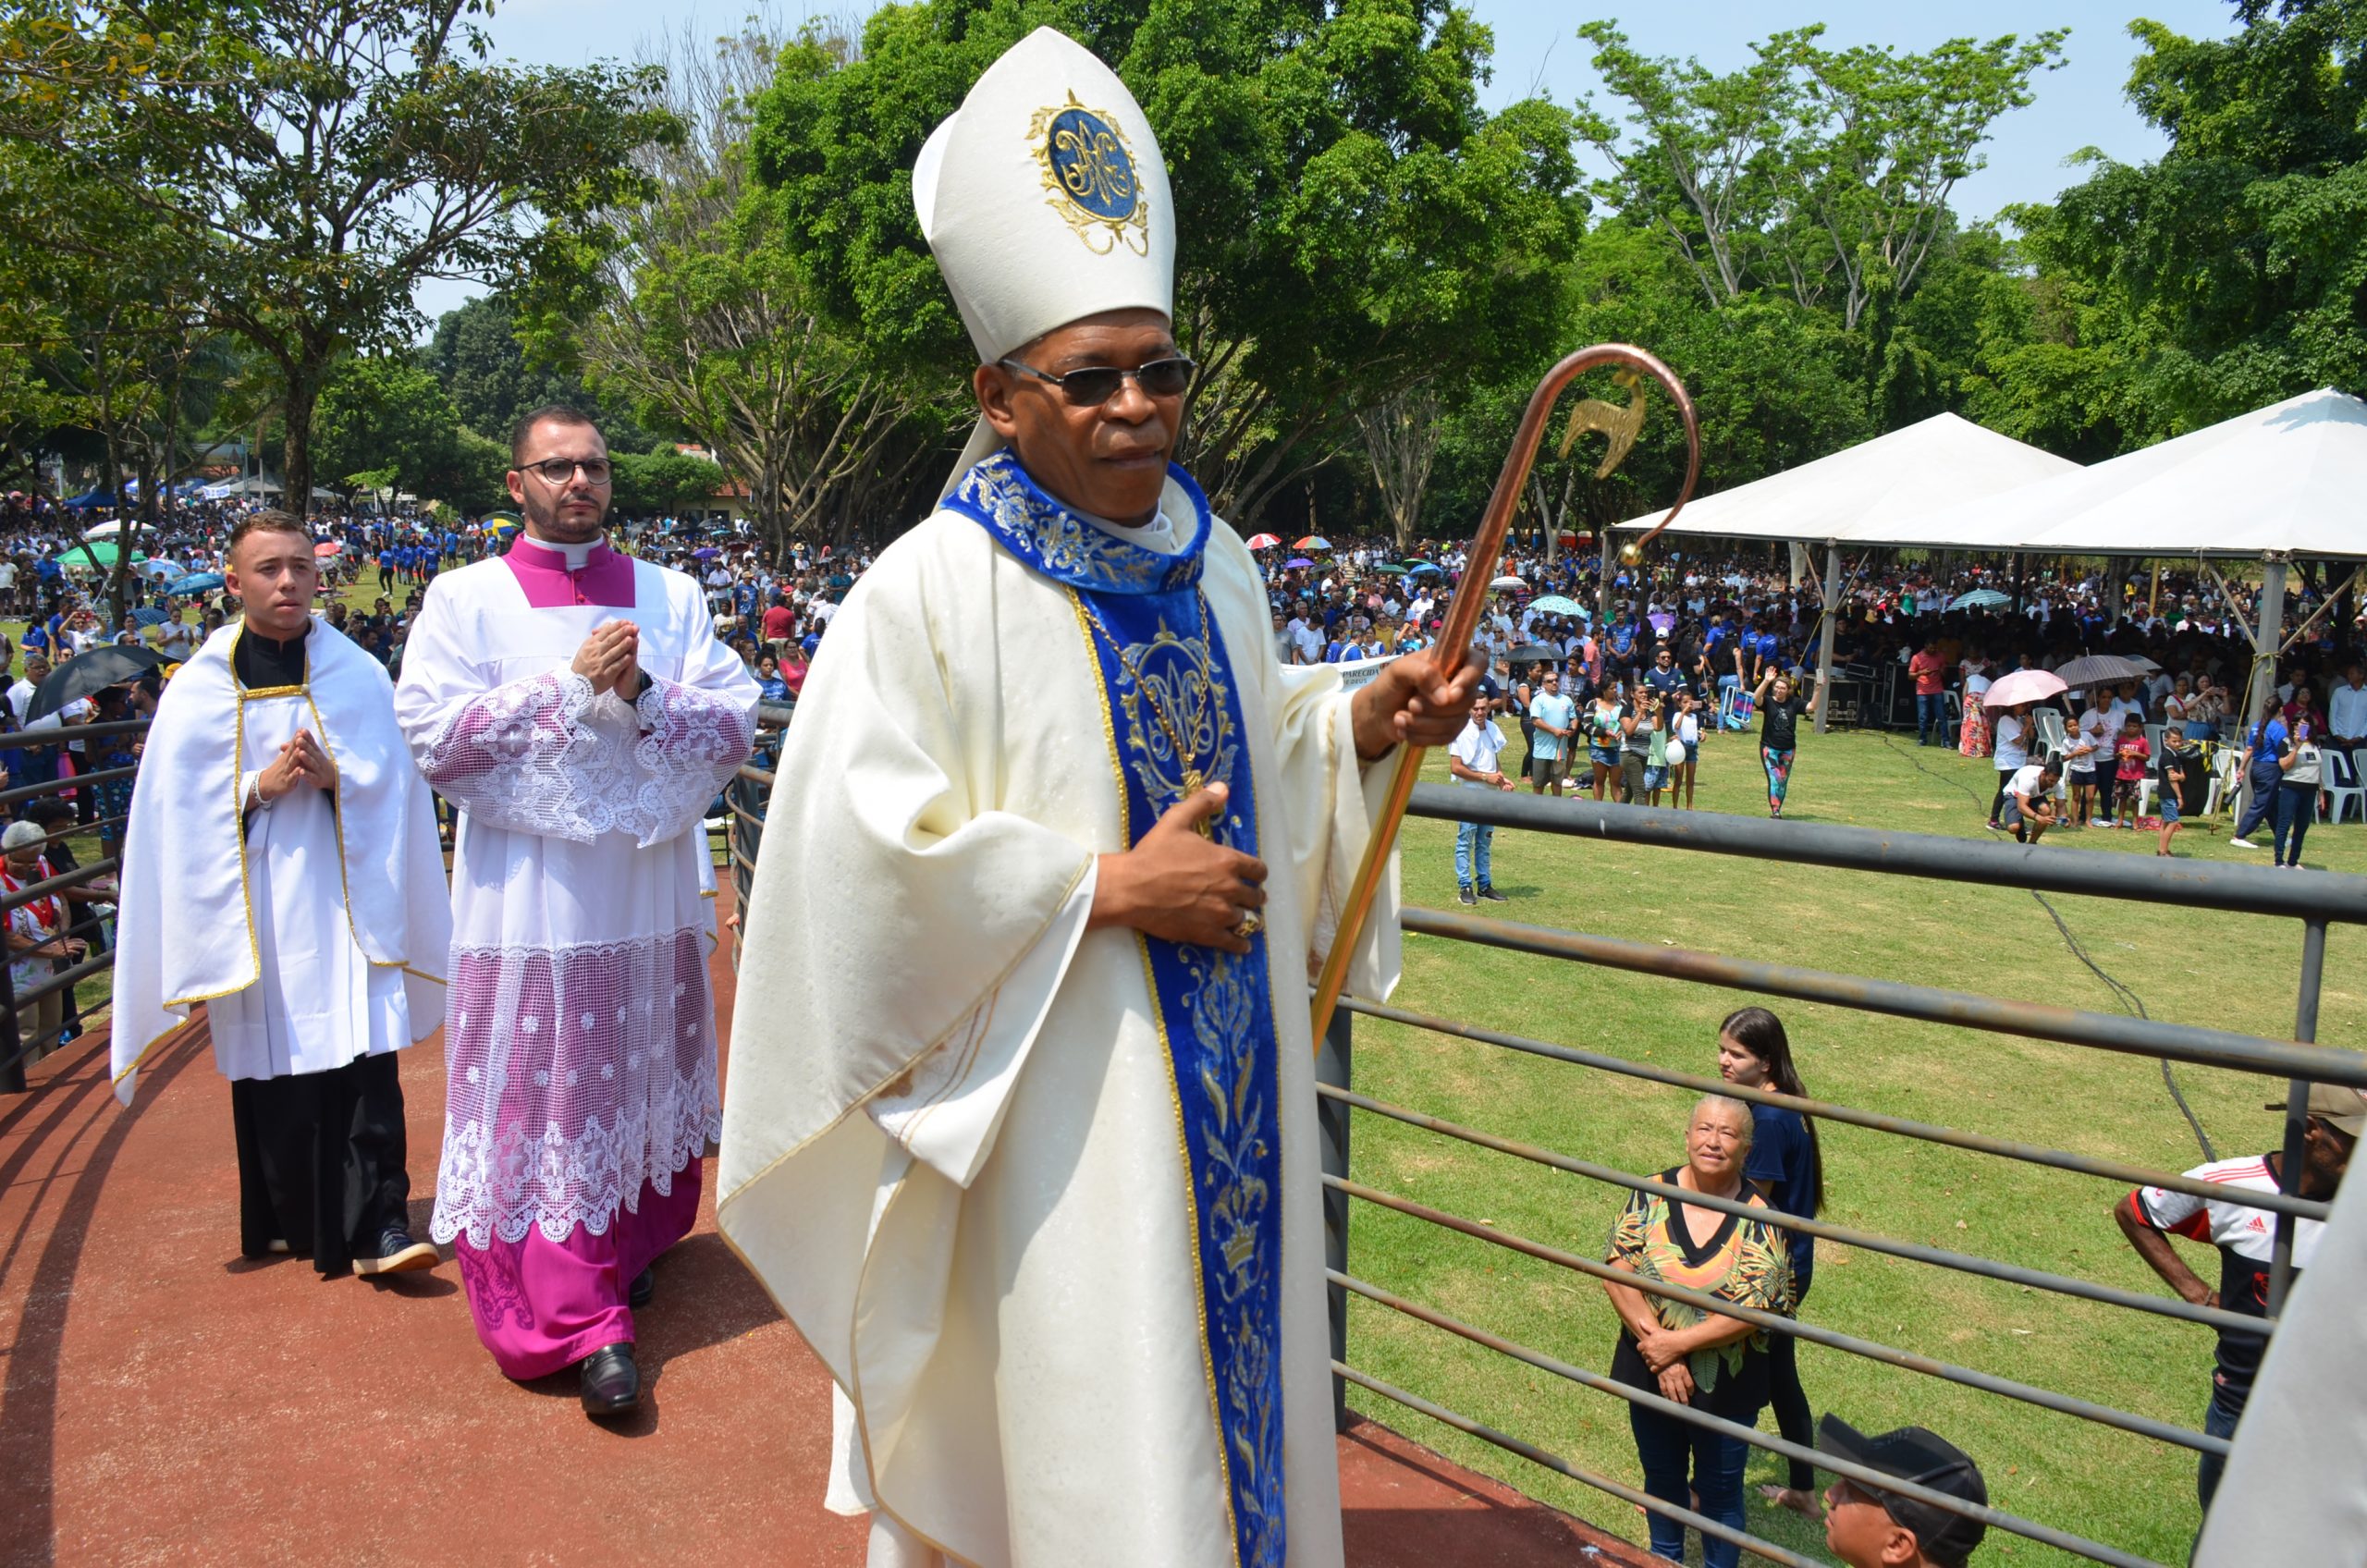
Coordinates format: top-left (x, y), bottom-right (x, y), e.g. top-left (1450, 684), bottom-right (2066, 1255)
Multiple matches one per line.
top-left (1746, 1102), bottom-right (1817, 1295)
top-left (1528, 691), bottom-right (1576, 760)
top-left (2250, 718), bottom-right (2290, 771)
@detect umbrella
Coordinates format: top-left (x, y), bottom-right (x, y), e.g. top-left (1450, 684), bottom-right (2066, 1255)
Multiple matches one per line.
top-left (2124, 654), bottom-right (2163, 672)
top-left (141, 558), bottom-right (186, 579)
top-left (1294, 535), bottom-right (1331, 550)
top-left (1404, 563), bottom-right (1444, 578)
top-left (2053, 655), bottom-right (2152, 690)
top-left (1649, 611), bottom-right (1675, 634)
top-left (1245, 533), bottom-right (1282, 549)
top-left (1529, 594), bottom-right (1588, 617)
top-left (29, 644), bottom-right (170, 721)
top-left (1283, 557), bottom-right (1315, 569)
top-left (60, 540), bottom-right (145, 572)
top-left (81, 520), bottom-right (127, 538)
top-left (694, 546), bottom-right (722, 560)
top-left (313, 540), bottom-right (342, 558)
top-left (129, 606), bottom-right (172, 627)
top-left (1370, 564), bottom-right (1406, 575)
top-left (1983, 669), bottom-right (2067, 710)
top-left (166, 571), bottom-right (224, 595)
top-left (1948, 588), bottom-right (2012, 610)
top-left (1509, 643), bottom-right (1565, 664)
top-left (1490, 575), bottom-right (1526, 590)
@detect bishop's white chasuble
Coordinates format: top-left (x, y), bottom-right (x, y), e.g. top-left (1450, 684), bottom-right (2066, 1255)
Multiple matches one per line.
top-left (722, 453), bottom-right (1402, 1568)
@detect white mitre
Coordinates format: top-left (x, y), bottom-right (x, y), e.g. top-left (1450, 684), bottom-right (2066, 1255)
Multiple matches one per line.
top-left (914, 26), bottom-right (1176, 492)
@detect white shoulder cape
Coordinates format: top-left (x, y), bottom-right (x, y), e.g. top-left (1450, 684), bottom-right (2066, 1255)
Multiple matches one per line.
top-left (109, 619), bottom-right (452, 1103)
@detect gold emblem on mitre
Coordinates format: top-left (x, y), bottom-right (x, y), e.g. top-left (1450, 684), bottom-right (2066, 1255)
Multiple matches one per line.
top-left (1029, 92), bottom-right (1150, 255)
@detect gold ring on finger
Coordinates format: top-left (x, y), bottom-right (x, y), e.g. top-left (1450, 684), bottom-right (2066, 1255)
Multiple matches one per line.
top-left (1233, 911), bottom-right (1263, 939)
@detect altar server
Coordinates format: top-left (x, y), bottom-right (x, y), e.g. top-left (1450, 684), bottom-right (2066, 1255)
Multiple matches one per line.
top-left (719, 30), bottom-right (1477, 1567)
top-left (111, 509), bottom-right (449, 1279)
top-left (395, 408), bottom-right (758, 1418)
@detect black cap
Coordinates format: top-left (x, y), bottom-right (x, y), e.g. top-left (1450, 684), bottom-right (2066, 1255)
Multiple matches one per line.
top-left (1817, 1415), bottom-right (1988, 1567)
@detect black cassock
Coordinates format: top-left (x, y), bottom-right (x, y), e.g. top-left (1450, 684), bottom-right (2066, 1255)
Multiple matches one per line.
top-left (225, 628), bottom-right (414, 1277)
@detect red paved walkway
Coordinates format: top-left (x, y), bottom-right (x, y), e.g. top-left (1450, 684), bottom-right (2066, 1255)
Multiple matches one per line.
top-left (0, 913), bottom-right (1648, 1568)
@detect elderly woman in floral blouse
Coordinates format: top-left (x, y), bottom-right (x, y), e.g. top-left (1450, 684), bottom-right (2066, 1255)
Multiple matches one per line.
top-left (1603, 1095), bottom-right (1794, 1568)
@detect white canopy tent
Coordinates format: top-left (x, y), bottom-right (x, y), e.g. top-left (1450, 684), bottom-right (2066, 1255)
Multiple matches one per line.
top-left (1858, 388), bottom-right (2367, 557)
top-left (1613, 411), bottom-right (2079, 545)
top-left (1613, 412), bottom-right (2079, 732)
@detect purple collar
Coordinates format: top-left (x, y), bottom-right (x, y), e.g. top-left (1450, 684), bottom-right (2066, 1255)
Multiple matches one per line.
top-left (504, 534), bottom-right (636, 608)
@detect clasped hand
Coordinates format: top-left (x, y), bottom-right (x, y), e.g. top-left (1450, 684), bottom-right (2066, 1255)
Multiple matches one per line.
top-left (571, 620), bottom-right (643, 699)
top-left (255, 729), bottom-right (335, 803)
top-left (1091, 784), bottom-right (1269, 955)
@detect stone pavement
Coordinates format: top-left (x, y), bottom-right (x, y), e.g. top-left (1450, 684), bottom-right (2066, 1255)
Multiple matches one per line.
top-left (0, 914), bottom-right (1650, 1568)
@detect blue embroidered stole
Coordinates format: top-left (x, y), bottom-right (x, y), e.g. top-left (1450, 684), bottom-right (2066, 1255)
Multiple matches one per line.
top-left (945, 451), bottom-right (1287, 1567)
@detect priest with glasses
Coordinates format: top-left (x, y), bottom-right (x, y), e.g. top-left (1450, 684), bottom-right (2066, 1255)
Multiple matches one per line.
top-left (721, 29), bottom-right (1478, 1567)
top-left (397, 407), bottom-right (759, 1417)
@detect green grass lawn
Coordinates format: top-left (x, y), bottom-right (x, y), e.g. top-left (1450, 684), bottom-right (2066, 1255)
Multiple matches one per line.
top-left (1350, 724), bottom-right (2363, 1566)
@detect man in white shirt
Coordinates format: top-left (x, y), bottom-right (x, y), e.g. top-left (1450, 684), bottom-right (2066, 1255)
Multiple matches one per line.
top-left (2004, 760), bottom-right (2061, 843)
top-left (1448, 693), bottom-right (1515, 906)
top-left (2327, 664), bottom-right (2367, 773)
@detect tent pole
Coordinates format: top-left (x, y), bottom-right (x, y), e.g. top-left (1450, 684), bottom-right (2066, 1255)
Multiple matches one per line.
top-left (1596, 529), bottom-right (1613, 627)
top-left (1814, 545), bottom-right (1841, 737)
top-left (2245, 557), bottom-right (2288, 745)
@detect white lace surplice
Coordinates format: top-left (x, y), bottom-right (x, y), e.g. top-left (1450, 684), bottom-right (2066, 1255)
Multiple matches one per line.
top-left (394, 555), bottom-right (759, 1246)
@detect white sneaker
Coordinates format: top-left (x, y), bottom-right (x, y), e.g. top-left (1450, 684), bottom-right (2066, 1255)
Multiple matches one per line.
top-left (2229, 837), bottom-right (2260, 848)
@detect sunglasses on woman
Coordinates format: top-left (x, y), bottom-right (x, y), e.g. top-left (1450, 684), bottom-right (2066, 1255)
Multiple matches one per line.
top-left (997, 355), bottom-right (1196, 407)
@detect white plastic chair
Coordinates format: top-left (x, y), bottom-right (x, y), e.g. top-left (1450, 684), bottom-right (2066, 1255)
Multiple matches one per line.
top-left (2203, 748), bottom-right (2243, 820)
top-left (2324, 750), bottom-right (2365, 826)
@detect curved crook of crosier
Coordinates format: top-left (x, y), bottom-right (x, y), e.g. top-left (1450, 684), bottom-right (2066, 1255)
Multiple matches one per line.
top-left (1306, 343), bottom-right (1701, 1047)
top-left (1427, 343), bottom-right (1700, 666)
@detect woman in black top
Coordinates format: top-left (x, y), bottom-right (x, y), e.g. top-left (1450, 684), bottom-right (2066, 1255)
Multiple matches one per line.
top-left (1749, 668), bottom-right (1822, 818)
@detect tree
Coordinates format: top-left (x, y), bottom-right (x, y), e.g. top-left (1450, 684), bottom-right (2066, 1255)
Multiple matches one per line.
top-left (1354, 382), bottom-right (1443, 551)
top-left (2005, 4), bottom-right (2367, 441)
top-left (550, 18), bottom-right (956, 549)
top-left (746, 0), bottom-right (1589, 520)
top-left (427, 294), bottom-right (652, 449)
top-left (0, 0), bottom-right (678, 511)
top-left (1576, 21), bottom-right (2065, 328)
top-left (612, 445), bottom-right (730, 516)
top-left (314, 356), bottom-right (469, 502)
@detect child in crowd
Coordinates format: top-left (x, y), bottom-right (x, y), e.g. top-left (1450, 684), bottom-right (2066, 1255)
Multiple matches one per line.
top-left (2111, 712), bottom-right (2152, 829)
top-left (2157, 722), bottom-right (2198, 856)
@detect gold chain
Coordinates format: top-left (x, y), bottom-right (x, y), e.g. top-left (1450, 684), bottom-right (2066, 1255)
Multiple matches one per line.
top-left (1073, 588), bottom-right (1222, 837)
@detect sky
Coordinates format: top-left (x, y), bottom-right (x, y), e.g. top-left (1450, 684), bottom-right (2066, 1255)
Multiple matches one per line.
top-left (412, 0), bottom-right (2241, 325)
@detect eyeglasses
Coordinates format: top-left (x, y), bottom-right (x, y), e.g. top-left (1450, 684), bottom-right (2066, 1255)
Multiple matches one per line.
top-left (997, 355), bottom-right (1196, 407)
top-left (520, 458), bottom-right (613, 485)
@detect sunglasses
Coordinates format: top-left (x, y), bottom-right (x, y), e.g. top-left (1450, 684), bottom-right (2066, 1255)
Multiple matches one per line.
top-left (998, 355), bottom-right (1196, 407)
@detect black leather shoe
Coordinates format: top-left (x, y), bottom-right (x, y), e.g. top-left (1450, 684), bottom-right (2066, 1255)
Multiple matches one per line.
top-left (579, 1343), bottom-right (640, 1417)
top-left (1476, 885), bottom-right (1509, 903)
top-left (628, 1267), bottom-right (654, 1309)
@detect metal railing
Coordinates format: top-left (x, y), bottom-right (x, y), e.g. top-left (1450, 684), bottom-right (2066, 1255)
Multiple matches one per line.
top-left (0, 717), bottom-right (146, 1094)
top-left (1310, 783), bottom-right (2367, 1567)
top-left (717, 718), bottom-right (2362, 1566)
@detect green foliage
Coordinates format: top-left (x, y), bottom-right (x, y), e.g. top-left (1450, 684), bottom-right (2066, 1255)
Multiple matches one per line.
top-left (314, 355), bottom-right (472, 504)
top-left (0, 0), bottom-right (680, 507)
top-left (427, 295), bottom-right (653, 451)
top-left (1576, 20), bottom-right (2065, 329)
top-left (2004, 4), bottom-right (2367, 444)
top-left (611, 446), bottom-right (730, 515)
top-left (744, 0), bottom-right (1588, 516)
